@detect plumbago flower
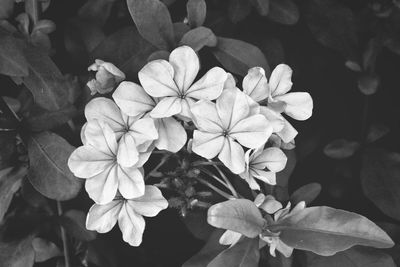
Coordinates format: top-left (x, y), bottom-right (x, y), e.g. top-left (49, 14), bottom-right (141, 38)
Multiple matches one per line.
top-left (190, 88), bottom-right (272, 174)
top-left (86, 185), bottom-right (168, 246)
top-left (87, 60), bottom-right (125, 95)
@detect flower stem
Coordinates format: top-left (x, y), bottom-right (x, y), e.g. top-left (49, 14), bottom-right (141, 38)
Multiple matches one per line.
top-left (145, 154), bottom-right (170, 180)
top-left (209, 161), bottom-right (239, 198)
top-left (57, 201), bottom-right (71, 267)
top-left (191, 161), bottom-right (223, 167)
top-left (195, 177), bottom-right (234, 199)
top-left (198, 167), bottom-right (232, 191)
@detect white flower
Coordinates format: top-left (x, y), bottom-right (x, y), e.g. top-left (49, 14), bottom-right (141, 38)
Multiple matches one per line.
top-left (87, 59), bottom-right (125, 95)
top-left (138, 46), bottom-right (228, 119)
top-left (239, 147), bottom-right (287, 190)
top-left (86, 185), bottom-right (168, 246)
top-left (112, 81), bottom-right (187, 153)
top-left (191, 88), bottom-right (272, 174)
top-left (68, 120), bottom-right (146, 204)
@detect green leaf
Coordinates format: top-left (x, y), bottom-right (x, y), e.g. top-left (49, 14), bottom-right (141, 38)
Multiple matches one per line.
top-left (180, 27), bottom-right (217, 52)
top-left (0, 0), bottom-right (14, 19)
top-left (32, 238), bottom-right (62, 262)
top-left (127, 0), bottom-right (174, 50)
top-left (212, 37), bottom-right (269, 76)
top-left (207, 237), bottom-right (259, 267)
top-left (323, 139), bottom-right (360, 159)
top-left (251, 0), bottom-right (270, 16)
top-left (187, 0), bottom-right (207, 28)
top-left (0, 34), bottom-right (29, 77)
top-left (306, 246), bottom-right (396, 267)
top-left (290, 183), bottom-right (321, 205)
top-left (267, 0), bottom-right (299, 25)
top-left (27, 132), bottom-right (83, 201)
top-left (366, 124), bottom-right (389, 143)
top-left (78, 0), bottom-right (116, 27)
top-left (183, 210), bottom-right (215, 241)
top-left (207, 199), bottom-right (264, 238)
top-left (0, 236), bottom-right (35, 267)
top-left (361, 148), bottom-right (400, 221)
top-left (61, 210), bottom-right (97, 241)
top-left (228, 0), bottom-right (252, 24)
top-left (269, 206), bottom-right (394, 256)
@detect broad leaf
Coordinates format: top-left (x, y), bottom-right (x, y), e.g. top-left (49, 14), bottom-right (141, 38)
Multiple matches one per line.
top-left (61, 209), bottom-right (97, 241)
top-left (228, 0), bottom-right (252, 24)
top-left (127, 0), bottom-right (174, 50)
top-left (269, 206), bottom-right (394, 256)
top-left (207, 199), bottom-right (264, 238)
top-left (267, 0), bottom-right (299, 25)
top-left (32, 238), bottom-right (62, 262)
top-left (212, 37), bottom-right (269, 76)
top-left (180, 27), bottom-right (217, 52)
top-left (187, 0), bottom-right (206, 28)
top-left (252, 0), bottom-right (270, 16)
top-left (290, 183), bottom-right (321, 205)
top-left (0, 236), bottom-right (35, 267)
top-left (207, 237), bottom-right (259, 267)
top-left (323, 139), bottom-right (360, 159)
top-left (27, 132), bottom-right (83, 201)
top-left (0, 34), bottom-right (29, 77)
top-left (361, 148), bottom-right (400, 221)
top-left (183, 210), bottom-right (215, 241)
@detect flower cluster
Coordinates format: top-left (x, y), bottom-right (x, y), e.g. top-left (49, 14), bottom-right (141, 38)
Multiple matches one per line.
top-left (68, 45), bottom-right (313, 247)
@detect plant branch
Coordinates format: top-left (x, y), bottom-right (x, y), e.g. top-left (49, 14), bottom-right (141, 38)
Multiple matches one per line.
top-left (195, 177), bottom-right (234, 200)
top-left (145, 154), bottom-right (170, 180)
top-left (209, 161), bottom-right (239, 198)
top-left (57, 201), bottom-right (71, 267)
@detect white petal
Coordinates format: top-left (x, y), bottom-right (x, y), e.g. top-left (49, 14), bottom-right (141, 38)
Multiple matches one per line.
top-left (276, 240), bottom-right (294, 257)
top-left (80, 122), bottom-right (88, 145)
top-left (154, 118), bottom-right (187, 152)
top-left (275, 92), bottom-right (313, 121)
top-left (258, 195), bottom-right (282, 214)
top-left (136, 144), bottom-right (155, 167)
top-left (186, 67), bottom-right (227, 100)
top-left (138, 60), bottom-right (179, 97)
top-left (169, 46), bottom-right (199, 93)
top-left (118, 166), bottom-right (145, 199)
top-left (245, 94), bottom-right (261, 116)
top-left (230, 114), bottom-right (272, 148)
top-left (216, 88), bottom-right (250, 130)
top-left (259, 106), bottom-right (285, 133)
top-left (276, 118), bottom-right (298, 143)
top-left (179, 97), bottom-right (196, 119)
top-left (219, 230), bottom-right (242, 246)
top-left (128, 118), bottom-right (158, 145)
top-left (117, 134), bottom-right (139, 167)
top-left (269, 64), bottom-right (293, 97)
top-left (118, 203), bottom-right (145, 246)
top-left (85, 164), bottom-right (119, 204)
top-left (224, 73), bottom-right (236, 90)
top-left (86, 201), bottom-right (122, 233)
top-left (251, 169), bottom-right (276, 185)
top-left (192, 131), bottom-right (224, 159)
top-left (239, 171), bottom-right (261, 191)
top-left (113, 81), bottom-right (155, 117)
top-left (84, 120), bottom-right (118, 156)
top-left (68, 146), bottom-right (113, 178)
top-left (84, 97), bottom-right (124, 131)
top-left (243, 67), bottom-right (269, 102)
top-left (101, 62), bottom-right (125, 81)
top-left (150, 96), bottom-right (182, 118)
top-left (191, 100), bottom-right (223, 133)
top-left (129, 185), bottom-right (168, 217)
top-left (218, 137), bottom-right (245, 174)
top-left (252, 147), bottom-right (287, 172)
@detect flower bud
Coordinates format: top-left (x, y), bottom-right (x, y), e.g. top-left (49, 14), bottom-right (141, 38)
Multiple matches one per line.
top-left (87, 59), bottom-right (125, 95)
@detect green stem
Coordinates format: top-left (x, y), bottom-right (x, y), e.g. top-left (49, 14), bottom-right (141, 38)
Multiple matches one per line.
top-left (360, 95), bottom-right (369, 146)
top-left (191, 161), bottom-right (222, 167)
top-left (210, 161), bottom-right (239, 198)
top-left (57, 201), bottom-right (71, 267)
top-left (198, 167), bottom-right (232, 192)
top-left (195, 177), bottom-right (234, 200)
top-left (144, 155), bottom-right (170, 180)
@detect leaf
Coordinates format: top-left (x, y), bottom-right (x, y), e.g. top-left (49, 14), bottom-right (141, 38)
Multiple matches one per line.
top-left (180, 27), bottom-right (217, 52)
top-left (187, 0), bottom-right (207, 28)
top-left (0, 132), bottom-right (17, 169)
top-left (228, 0), bottom-right (252, 24)
top-left (173, 22), bottom-right (190, 43)
top-left (251, 0), bottom-right (270, 16)
top-left (323, 139), bottom-right (360, 159)
top-left (212, 37), bottom-right (269, 76)
top-left (207, 199), bottom-right (264, 238)
top-left (269, 206), bottom-right (394, 256)
top-left (207, 237), bottom-right (259, 267)
top-left (61, 210), bottom-right (97, 241)
top-left (147, 50), bottom-right (170, 61)
top-left (0, 0), bottom-right (14, 19)
top-left (306, 246), bottom-right (396, 267)
top-left (290, 183), bottom-right (321, 205)
top-left (32, 238), bottom-right (62, 262)
top-left (366, 123), bottom-right (389, 143)
top-left (0, 166), bottom-right (27, 222)
top-left (0, 236), bottom-right (35, 267)
top-left (27, 131), bottom-right (83, 201)
top-left (78, 0), bottom-right (116, 26)
top-left (127, 0), bottom-right (174, 50)
top-left (0, 34), bottom-right (29, 77)
top-left (267, 0), bottom-right (299, 25)
top-left (361, 148), bottom-right (400, 221)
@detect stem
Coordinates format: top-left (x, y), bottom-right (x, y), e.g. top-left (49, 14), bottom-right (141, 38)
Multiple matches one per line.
top-left (198, 167), bottom-right (232, 191)
top-left (360, 95), bottom-right (369, 145)
top-left (195, 177), bottom-right (234, 200)
top-left (25, 0), bottom-right (40, 26)
top-left (191, 161), bottom-right (222, 167)
top-left (210, 161), bottom-right (239, 198)
top-left (57, 201), bottom-right (71, 267)
top-left (144, 155), bottom-right (170, 180)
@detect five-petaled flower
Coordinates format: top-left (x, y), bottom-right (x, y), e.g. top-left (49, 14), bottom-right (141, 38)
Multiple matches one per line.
top-left (87, 59), bottom-right (125, 95)
top-left (190, 88), bottom-right (272, 174)
top-left (86, 185), bottom-right (168, 246)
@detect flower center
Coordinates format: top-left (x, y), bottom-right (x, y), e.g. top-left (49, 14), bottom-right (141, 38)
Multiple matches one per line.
top-left (222, 130), bottom-right (229, 137)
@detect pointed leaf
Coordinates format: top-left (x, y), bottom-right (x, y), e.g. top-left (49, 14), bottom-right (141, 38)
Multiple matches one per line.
top-left (180, 26), bottom-right (217, 52)
top-left (0, 34), bottom-right (29, 77)
top-left (290, 183), bottom-right (321, 205)
top-left (267, 0), bottom-right (299, 25)
top-left (0, 236), bottom-right (35, 267)
top-left (32, 238), bottom-right (62, 262)
top-left (187, 0), bottom-right (206, 28)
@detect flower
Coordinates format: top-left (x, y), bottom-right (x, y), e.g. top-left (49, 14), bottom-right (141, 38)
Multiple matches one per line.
top-left (86, 185), bottom-right (168, 246)
top-left (239, 147), bottom-right (287, 190)
top-left (68, 120), bottom-right (147, 204)
top-left (112, 81), bottom-right (187, 152)
top-left (191, 88), bottom-right (272, 174)
top-left (83, 97), bottom-right (158, 167)
top-left (138, 45), bottom-right (227, 119)
top-left (87, 59), bottom-right (125, 95)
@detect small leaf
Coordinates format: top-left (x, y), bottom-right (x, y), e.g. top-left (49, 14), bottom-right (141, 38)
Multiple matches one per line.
top-left (180, 26), bottom-right (217, 52)
top-left (187, 0), bottom-right (206, 28)
top-left (323, 139), bottom-right (360, 159)
top-left (345, 60), bottom-right (362, 72)
top-left (0, 34), bottom-right (29, 77)
top-left (270, 206), bottom-right (394, 256)
top-left (208, 238), bottom-right (259, 267)
top-left (251, 0), bottom-right (270, 16)
top-left (127, 0), bottom-right (174, 50)
top-left (267, 0), bottom-right (299, 25)
top-left (290, 183), bottom-right (321, 205)
top-left (147, 50), bottom-right (170, 61)
top-left (27, 132), bottom-right (83, 201)
top-left (212, 37), bottom-right (269, 76)
top-left (78, 0), bottom-right (116, 26)
top-left (228, 0), bottom-right (252, 23)
top-left (357, 74), bottom-right (379, 95)
top-left (0, 236), bottom-right (35, 267)
top-left (366, 123), bottom-right (389, 143)
top-left (207, 199), bottom-right (264, 238)
top-left (61, 210), bottom-right (97, 241)
top-left (32, 238), bottom-right (62, 262)
top-left (173, 22), bottom-right (190, 43)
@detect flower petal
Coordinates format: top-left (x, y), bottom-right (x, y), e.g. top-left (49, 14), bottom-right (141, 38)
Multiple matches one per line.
top-left (186, 67), bottom-right (227, 100)
top-left (230, 114), bottom-right (272, 148)
top-left (192, 131), bottom-right (224, 159)
top-left (239, 171), bottom-right (261, 191)
top-left (84, 120), bottom-right (118, 156)
top-left (216, 88), bottom-right (250, 130)
top-left (150, 96), bottom-right (182, 118)
top-left (179, 97), bottom-right (196, 120)
top-left (259, 106), bottom-right (285, 133)
top-left (118, 202), bottom-right (145, 246)
top-left (258, 195), bottom-right (283, 214)
top-left (276, 118), bottom-right (298, 143)
top-left (68, 146), bottom-right (114, 178)
top-left (85, 164), bottom-right (119, 204)
top-left (113, 81), bottom-right (155, 117)
top-left (275, 92), bottom-right (313, 121)
top-left (252, 147), bottom-right (287, 172)
top-left (86, 201), bottom-right (122, 233)
top-left (169, 46), bottom-right (199, 93)
top-left (243, 67), bottom-right (269, 102)
top-left (154, 117), bottom-right (187, 152)
top-left (218, 137), bottom-right (245, 174)
top-left (224, 73), bottom-right (236, 90)
top-left (138, 59), bottom-right (179, 97)
top-left (191, 100), bottom-right (223, 133)
top-left (219, 230), bottom-right (242, 246)
top-left (136, 144), bottom-right (155, 167)
top-left (118, 166), bottom-right (145, 199)
top-left (269, 64), bottom-right (293, 97)
top-left (129, 185), bottom-right (168, 216)
top-left (100, 62), bottom-right (125, 81)
top-left (117, 134), bottom-right (139, 167)
top-left (84, 97), bottom-right (124, 131)
top-left (127, 118), bottom-right (158, 145)
top-left (251, 169), bottom-right (276, 185)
